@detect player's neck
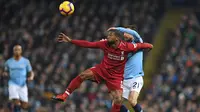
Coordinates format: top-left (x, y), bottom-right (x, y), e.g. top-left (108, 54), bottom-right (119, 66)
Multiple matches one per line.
top-left (13, 55), bottom-right (22, 60)
top-left (111, 40), bottom-right (120, 49)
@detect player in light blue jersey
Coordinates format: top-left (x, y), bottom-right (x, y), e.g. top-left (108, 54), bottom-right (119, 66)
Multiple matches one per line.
top-left (2, 45), bottom-right (34, 112)
top-left (109, 25), bottom-right (145, 112)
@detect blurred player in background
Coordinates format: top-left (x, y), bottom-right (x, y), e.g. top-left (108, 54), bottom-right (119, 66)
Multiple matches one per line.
top-left (2, 45), bottom-right (34, 112)
top-left (109, 26), bottom-right (144, 112)
top-left (52, 30), bottom-right (153, 112)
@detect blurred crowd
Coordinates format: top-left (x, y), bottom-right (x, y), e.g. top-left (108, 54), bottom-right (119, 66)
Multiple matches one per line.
top-left (0, 0), bottom-right (169, 112)
top-left (141, 14), bottom-right (200, 112)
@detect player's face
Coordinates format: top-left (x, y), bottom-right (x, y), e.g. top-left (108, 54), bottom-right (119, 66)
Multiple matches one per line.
top-left (13, 45), bottom-right (22, 56)
top-left (107, 32), bottom-right (118, 45)
top-left (124, 33), bottom-right (134, 42)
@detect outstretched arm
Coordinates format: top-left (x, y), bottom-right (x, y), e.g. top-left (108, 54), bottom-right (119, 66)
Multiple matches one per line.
top-left (127, 42), bottom-right (153, 52)
top-left (56, 33), bottom-right (102, 48)
top-left (71, 40), bottom-right (101, 48)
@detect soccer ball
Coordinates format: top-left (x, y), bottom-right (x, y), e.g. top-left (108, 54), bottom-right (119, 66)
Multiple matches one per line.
top-left (59, 1), bottom-right (75, 16)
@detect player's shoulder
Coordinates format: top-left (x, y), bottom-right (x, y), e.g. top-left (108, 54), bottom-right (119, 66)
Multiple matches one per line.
top-left (120, 41), bottom-right (140, 51)
top-left (98, 39), bottom-right (107, 46)
top-left (119, 41), bottom-right (134, 49)
top-left (6, 58), bottom-right (14, 63)
top-left (21, 57), bottom-right (30, 62)
top-left (121, 41), bottom-right (134, 46)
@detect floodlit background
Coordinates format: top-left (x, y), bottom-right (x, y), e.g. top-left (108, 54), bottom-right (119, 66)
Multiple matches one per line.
top-left (0, 0), bottom-right (200, 112)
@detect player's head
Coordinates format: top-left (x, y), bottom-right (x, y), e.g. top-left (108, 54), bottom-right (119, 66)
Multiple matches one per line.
top-left (13, 45), bottom-right (22, 57)
top-left (124, 24), bottom-right (137, 31)
top-left (107, 29), bottom-right (123, 45)
top-left (124, 24), bottom-right (138, 42)
top-left (124, 33), bottom-right (134, 42)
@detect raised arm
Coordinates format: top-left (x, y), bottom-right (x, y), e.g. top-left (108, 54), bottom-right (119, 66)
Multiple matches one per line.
top-left (108, 27), bottom-right (142, 43)
top-left (56, 33), bottom-right (102, 48)
top-left (115, 27), bottom-right (141, 39)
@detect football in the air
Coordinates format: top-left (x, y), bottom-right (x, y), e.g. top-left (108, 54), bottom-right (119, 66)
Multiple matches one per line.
top-left (59, 1), bottom-right (75, 16)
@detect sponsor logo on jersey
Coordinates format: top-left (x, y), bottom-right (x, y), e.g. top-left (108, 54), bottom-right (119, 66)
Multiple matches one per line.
top-left (133, 44), bottom-right (137, 48)
top-left (108, 52), bottom-right (125, 61)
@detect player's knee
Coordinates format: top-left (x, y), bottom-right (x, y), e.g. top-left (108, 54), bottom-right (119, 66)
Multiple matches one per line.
top-left (79, 73), bottom-right (85, 79)
top-left (79, 72), bottom-right (88, 80)
top-left (128, 98), bottom-right (137, 106)
top-left (113, 96), bottom-right (122, 104)
top-left (79, 70), bottom-right (93, 80)
top-left (21, 102), bottom-right (29, 109)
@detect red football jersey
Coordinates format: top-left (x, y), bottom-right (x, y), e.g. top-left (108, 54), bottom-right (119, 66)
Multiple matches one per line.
top-left (71, 40), bottom-right (152, 78)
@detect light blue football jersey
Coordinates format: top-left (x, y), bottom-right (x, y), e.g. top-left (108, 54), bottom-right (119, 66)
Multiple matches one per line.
top-left (116, 27), bottom-right (144, 79)
top-left (4, 57), bottom-right (32, 86)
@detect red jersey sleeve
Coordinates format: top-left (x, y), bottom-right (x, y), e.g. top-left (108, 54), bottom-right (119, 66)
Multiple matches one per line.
top-left (126, 42), bottom-right (153, 52)
top-left (71, 40), bottom-right (106, 49)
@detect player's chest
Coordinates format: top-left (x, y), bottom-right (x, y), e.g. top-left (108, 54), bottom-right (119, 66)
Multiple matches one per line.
top-left (8, 62), bottom-right (26, 70)
top-left (104, 49), bottom-right (128, 61)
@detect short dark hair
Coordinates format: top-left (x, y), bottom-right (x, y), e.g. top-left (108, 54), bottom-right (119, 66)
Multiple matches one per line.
top-left (108, 29), bottom-right (124, 39)
top-left (124, 24), bottom-right (137, 31)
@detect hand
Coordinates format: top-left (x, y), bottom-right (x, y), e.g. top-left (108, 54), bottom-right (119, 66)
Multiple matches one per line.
top-left (56, 33), bottom-right (72, 43)
top-left (150, 44), bottom-right (153, 49)
top-left (107, 27), bottom-right (116, 31)
top-left (27, 76), bottom-right (34, 81)
top-left (2, 72), bottom-right (8, 77)
top-left (145, 44), bottom-right (153, 52)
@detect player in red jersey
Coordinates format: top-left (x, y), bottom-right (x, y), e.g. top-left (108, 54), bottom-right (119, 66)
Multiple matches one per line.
top-left (52, 29), bottom-right (153, 112)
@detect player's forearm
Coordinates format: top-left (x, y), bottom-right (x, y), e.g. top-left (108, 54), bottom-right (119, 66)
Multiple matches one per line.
top-left (116, 27), bottom-right (141, 39)
top-left (135, 43), bottom-right (153, 51)
top-left (27, 71), bottom-right (34, 81)
top-left (29, 71), bottom-right (34, 78)
top-left (71, 40), bottom-right (98, 48)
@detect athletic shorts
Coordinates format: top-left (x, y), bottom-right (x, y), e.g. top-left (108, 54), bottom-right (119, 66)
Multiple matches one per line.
top-left (123, 76), bottom-right (143, 99)
top-left (90, 64), bottom-right (123, 91)
top-left (8, 84), bottom-right (28, 102)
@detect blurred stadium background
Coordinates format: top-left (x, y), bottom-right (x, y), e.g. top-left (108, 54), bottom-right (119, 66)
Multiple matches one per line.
top-left (0, 0), bottom-right (200, 112)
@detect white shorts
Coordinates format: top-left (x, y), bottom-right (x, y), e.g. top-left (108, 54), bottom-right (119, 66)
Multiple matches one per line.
top-left (8, 84), bottom-right (28, 102)
top-left (123, 76), bottom-right (144, 99)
